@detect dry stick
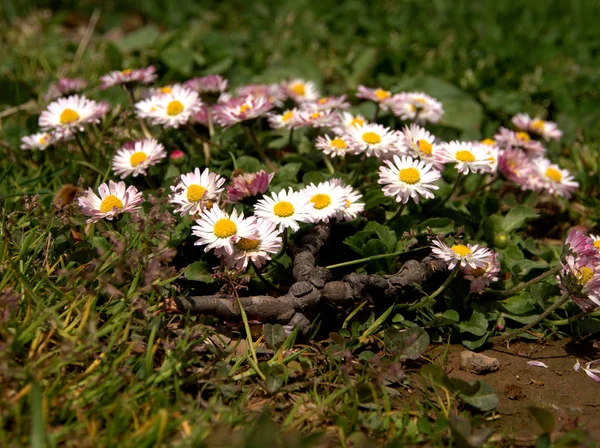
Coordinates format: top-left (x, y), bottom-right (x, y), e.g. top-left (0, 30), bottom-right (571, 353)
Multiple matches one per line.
top-left (486, 265), bottom-right (561, 296)
top-left (0, 100), bottom-right (37, 119)
top-left (490, 291), bottom-right (570, 343)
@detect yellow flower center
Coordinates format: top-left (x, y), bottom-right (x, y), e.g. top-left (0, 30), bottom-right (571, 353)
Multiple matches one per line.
top-left (99, 195), bottom-right (124, 213)
top-left (480, 138), bottom-right (495, 146)
top-left (545, 167), bottom-right (562, 182)
top-left (362, 132), bottom-right (381, 145)
top-left (282, 111), bottom-right (294, 122)
top-left (531, 119), bottom-right (545, 132)
top-left (129, 152), bottom-right (148, 167)
top-left (239, 104), bottom-right (252, 114)
top-left (273, 201), bottom-right (294, 217)
top-left (399, 167), bottom-right (421, 184)
top-left (345, 199), bottom-right (351, 208)
top-left (374, 89), bottom-right (391, 100)
top-left (59, 108), bottom-right (80, 124)
top-left (455, 150), bottom-right (475, 162)
top-left (39, 134), bottom-right (51, 144)
top-left (236, 237), bottom-right (260, 251)
top-left (417, 139), bottom-right (432, 155)
top-left (594, 240), bottom-right (600, 252)
top-left (451, 244), bottom-right (472, 257)
top-left (121, 69), bottom-right (133, 75)
top-left (579, 266), bottom-right (594, 286)
top-left (516, 131), bottom-right (530, 142)
top-left (330, 138), bottom-right (347, 149)
top-left (310, 112), bottom-right (322, 120)
top-left (166, 100), bottom-right (184, 116)
top-left (186, 184), bottom-right (207, 202)
top-left (310, 194), bottom-right (331, 210)
top-left (213, 218), bottom-right (237, 238)
top-left (350, 117), bottom-right (365, 127)
top-left (318, 97), bottom-right (329, 104)
top-left (160, 86), bottom-right (172, 94)
top-left (290, 83), bottom-right (305, 96)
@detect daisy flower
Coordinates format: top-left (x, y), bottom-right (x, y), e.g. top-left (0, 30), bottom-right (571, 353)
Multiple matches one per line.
top-left (299, 109), bottom-right (340, 128)
top-left (439, 141), bottom-right (495, 175)
top-left (170, 168), bottom-right (226, 216)
top-left (254, 188), bottom-right (311, 232)
top-left (146, 85), bottom-right (202, 128)
top-left (99, 66), bottom-right (157, 89)
top-left (390, 92), bottom-right (443, 124)
top-left (45, 77), bottom-right (87, 100)
top-left (590, 235), bottom-right (600, 254)
top-left (213, 95), bottom-right (273, 127)
top-left (184, 75), bottom-right (228, 95)
top-left (39, 95), bottom-right (102, 134)
top-left (558, 255), bottom-right (600, 312)
top-left (564, 229), bottom-right (600, 265)
top-left (397, 123), bottom-right (443, 169)
top-left (284, 79), bottom-right (320, 103)
top-left (237, 84), bottom-right (287, 107)
top-left (330, 179), bottom-right (365, 221)
top-left (78, 180), bottom-right (144, 223)
top-left (221, 218), bottom-right (283, 270)
top-left (192, 207), bottom-right (257, 256)
top-left (301, 181), bottom-right (347, 223)
top-left (20, 131), bottom-right (57, 151)
top-left (512, 113), bottom-right (562, 141)
top-left (356, 86), bottom-right (394, 111)
top-left (315, 134), bottom-right (354, 159)
top-left (378, 155), bottom-right (441, 204)
top-left (431, 239), bottom-right (494, 270)
top-left (344, 123), bottom-right (399, 158)
top-left (498, 148), bottom-right (538, 190)
top-left (134, 96), bottom-right (160, 119)
top-left (112, 139), bottom-right (167, 179)
top-left (267, 108), bottom-right (306, 130)
top-left (494, 128), bottom-right (546, 157)
top-left (462, 252), bottom-right (500, 293)
top-left (531, 157), bottom-right (578, 198)
top-left (334, 112), bottom-right (367, 134)
top-left (303, 95), bottom-right (350, 111)
top-left (226, 170), bottom-right (274, 203)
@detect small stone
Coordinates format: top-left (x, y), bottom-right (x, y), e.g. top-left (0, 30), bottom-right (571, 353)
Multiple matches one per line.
top-left (460, 351), bottom-right (500, 374)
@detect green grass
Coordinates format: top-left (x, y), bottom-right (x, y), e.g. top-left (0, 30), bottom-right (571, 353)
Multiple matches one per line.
top-left (2, 1), bottom-right (600, 446)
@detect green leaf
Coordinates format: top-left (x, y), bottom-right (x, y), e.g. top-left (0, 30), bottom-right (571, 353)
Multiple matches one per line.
top-left (459, 381), bottom-right (499, 411)
top-left (414, 217), bottom-right (455, 235)
top-left (0, 79), bottom-right (34, 106)
top-left (419, 364), bottom-right (454, 390)
top-left (184, 261), bottom-right (214, 283)
top-left (384, 326), bottom-right (430, 359)
top-left (263, 324), bottom-right (287, 350)
top-left (116, 25), bottom-right (161, 52)
top-left (160, 46), bottom-right (194, 76)
top-left (529, 407), bottom-right (555, 434)
top-left (274, 162), bottom-right (302, 184)
top-left (349, 47), bottom-right (378, 87)
top-left (503, 205), bottom-right (538, 233)
top-left (500, 292), bottom-right (537, 315)
top-left (236, 155), bottom-right (261, 173)
top-left (457, 310), bottom-right (489, 337)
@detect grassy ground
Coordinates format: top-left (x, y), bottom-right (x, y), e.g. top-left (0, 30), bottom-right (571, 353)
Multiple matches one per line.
top-left (1, 1), bottom-right (600, 446)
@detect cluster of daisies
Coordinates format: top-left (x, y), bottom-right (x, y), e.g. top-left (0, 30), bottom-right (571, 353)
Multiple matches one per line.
top-left (558, 229), bottom-right (600, 312)
top-left (77, 166), bottom-right (364, 270)
top-left (19, 66), bottom-right (580, 283)
top-left (431, 239), bottom-right (500, 293)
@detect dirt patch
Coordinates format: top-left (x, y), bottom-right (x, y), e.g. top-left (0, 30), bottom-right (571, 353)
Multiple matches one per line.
top-left (444, 340), bottom-right (600, 443)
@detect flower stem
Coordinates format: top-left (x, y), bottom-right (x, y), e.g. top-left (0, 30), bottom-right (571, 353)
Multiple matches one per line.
top-left (288, 128), bottom-right (294, 148)
top-left (490, 291), bottom-right (571, 343)
top-left (273, 229), bottom-right (288, 260)
top-left (373, 104), bottom-right (380, 122)
top-left (386, 202), bottom-right (406, 224)
top-left (325, 249), bottom-right (406, 270)
top-left (545, 310), bottom-right (596, 326)
top-left (323, 156), bottom-right (335, 175)
top-left (243, 125), bottom-right (276, 171)
top-left (351, 155), bottom-right (367, 185)
top-left (426, 267), bottom-right (459, 301)
top-left (431, 174), bottom-right (463, 211)
top-left (486, 264), bottom-right (561, 296)
top-left (74, 133), bottom-right (91, 163)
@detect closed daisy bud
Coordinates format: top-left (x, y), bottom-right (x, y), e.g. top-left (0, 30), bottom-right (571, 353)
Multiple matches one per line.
top-left (112, 139), bottom-right (167, 179)
top-left (78, 180), bottom-right (144, 223)
top-left (226, 170), bottom-right (274, 203)
top-left (213, 95), bottom-right (273, 127)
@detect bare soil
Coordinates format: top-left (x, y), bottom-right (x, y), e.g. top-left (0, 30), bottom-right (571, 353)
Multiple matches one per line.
top-left (445, 339), bottom-right (600, 444)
